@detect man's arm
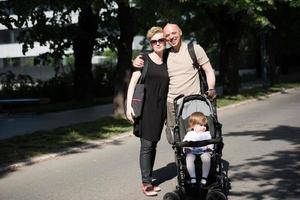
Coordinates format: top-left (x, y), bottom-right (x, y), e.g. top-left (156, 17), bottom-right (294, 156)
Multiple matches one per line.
top-left (202, 61), bottom-right (217, 98)
top-left (132, 55), bottom-right (144, 68)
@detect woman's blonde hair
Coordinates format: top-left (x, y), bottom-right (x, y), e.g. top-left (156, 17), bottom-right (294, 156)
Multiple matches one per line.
top-left (188, 112), bottom-right (208, 130)
top-left (146, 26), bottom-right (163, 40)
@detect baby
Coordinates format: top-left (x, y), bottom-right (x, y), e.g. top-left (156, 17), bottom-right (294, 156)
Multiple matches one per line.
top-left (183, 112), bottom-right (213, 186)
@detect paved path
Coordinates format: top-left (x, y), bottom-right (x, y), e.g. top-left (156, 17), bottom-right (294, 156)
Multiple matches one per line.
top-left (0, 104), bottom-right (113, 140)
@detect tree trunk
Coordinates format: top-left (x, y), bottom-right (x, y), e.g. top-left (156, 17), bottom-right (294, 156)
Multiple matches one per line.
top-left (219, 37), bottom-right (240, 95)
top-left (255, 34), bottom-right (262, 79)
top-left (266, 33), bottom-right (280, 85)
top-left (113, 0), bottom-right (133, 117)
top-left (218, 7), bottom-right (240, 95)
top-left (73, 5), bottom-right (98, 99)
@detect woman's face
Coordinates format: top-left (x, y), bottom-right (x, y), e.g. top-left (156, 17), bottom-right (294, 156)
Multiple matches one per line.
top-left (150, 32), bottom-right (166, 53)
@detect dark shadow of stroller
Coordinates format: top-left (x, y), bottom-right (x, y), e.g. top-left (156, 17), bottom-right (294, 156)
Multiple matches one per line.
top-left (163, 94), bottom-right (231, 200)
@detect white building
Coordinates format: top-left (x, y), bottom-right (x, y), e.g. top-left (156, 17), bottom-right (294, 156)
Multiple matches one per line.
top-left (0, 5), bottom-right (144, 81)
top-left (0, 9), bottom-right (79, 80)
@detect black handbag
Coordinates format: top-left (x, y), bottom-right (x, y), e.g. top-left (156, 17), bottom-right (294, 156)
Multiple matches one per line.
top-left (131, 55), bottom-right (149, 118)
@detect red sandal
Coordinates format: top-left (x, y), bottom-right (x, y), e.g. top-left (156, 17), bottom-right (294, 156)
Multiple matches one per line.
top-left (152, 185), bottom-right (161, 192)
top-left (142, 183), bottom-right (157, 196)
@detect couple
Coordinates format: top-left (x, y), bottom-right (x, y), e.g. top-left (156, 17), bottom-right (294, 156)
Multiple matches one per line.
top-left (126, 23), bottom-right (216, 196)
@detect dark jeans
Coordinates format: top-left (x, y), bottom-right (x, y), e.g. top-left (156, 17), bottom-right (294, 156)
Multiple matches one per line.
top-left (140, 138), bottom-right (158, 184)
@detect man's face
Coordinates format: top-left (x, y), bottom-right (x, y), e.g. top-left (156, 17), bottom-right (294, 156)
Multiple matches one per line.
top-left (163, 24), bottom-right (182, 48)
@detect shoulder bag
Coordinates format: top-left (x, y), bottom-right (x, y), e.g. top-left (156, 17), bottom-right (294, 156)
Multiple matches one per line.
top-left (131, 55), bottom-right (149, 118)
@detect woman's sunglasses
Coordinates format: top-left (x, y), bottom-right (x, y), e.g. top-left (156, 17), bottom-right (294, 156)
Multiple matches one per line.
top-left (150, 38), bottom-right (166, 45)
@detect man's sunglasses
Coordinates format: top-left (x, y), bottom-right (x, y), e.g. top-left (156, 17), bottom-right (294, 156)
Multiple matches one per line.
top-left (150, 38), bottom-right (166, 45)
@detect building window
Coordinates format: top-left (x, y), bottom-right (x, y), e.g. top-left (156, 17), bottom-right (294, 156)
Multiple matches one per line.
top-left (0, 30), bottom-right (11, 44)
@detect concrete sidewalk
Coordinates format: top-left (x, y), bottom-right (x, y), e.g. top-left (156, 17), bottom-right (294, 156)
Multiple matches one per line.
top-left (0, 104), bottom-right (113, 140)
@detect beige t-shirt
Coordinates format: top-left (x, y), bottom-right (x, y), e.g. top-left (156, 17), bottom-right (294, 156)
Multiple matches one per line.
top-left (167, 42), bottom-right (209, 103)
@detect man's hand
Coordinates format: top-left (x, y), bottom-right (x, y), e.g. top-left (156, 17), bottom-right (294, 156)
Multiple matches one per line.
top-left (205, 89), bottom-right (217, 100)
top-left (132, 55), bottom-right (144, 68)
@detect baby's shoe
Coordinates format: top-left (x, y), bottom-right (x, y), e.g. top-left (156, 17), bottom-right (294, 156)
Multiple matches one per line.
top-left (190, 177), bottom-right (197, 184)
top-left (200, 177), bottom-right (207, 187)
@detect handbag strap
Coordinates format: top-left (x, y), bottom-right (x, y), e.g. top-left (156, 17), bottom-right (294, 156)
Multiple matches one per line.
top-left (138, 53), bottom-right (149, 84)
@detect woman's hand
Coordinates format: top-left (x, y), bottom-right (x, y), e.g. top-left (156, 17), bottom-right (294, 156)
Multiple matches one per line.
top-left (126, 105), bottom-right (135, 123)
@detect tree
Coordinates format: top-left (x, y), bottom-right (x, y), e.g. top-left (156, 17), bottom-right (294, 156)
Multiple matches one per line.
top-left (0, 0), bottom-right (115, 99)
top-left (180, 0), bottom-right (276, 94)
top-left (266, 0), bottom-right (300, 80)
top-left (112, 0), bottom-right (134, 117)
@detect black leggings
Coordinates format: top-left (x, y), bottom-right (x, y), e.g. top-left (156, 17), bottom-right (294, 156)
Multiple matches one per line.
top-left (140, 138), bottom-right (158, 184)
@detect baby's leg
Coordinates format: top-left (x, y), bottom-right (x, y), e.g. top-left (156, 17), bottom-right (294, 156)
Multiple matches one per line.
top-left (186, 153), bottom-right (196, 183)
top-left (200, 152), bottom-right (211, 179)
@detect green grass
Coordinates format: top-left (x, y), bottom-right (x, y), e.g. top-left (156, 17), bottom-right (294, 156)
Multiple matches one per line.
top-left (1, 81), bottom-right (300, 167)
top-left (217, 82), bottom-right (300, 108)
top-left (0, 117), bottom-right (132, 166)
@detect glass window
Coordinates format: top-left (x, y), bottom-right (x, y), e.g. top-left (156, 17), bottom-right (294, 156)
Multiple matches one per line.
top-left (0, 30), bottom-right (11, 44)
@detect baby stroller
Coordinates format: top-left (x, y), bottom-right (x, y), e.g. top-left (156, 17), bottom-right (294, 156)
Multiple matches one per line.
top-left (163, 94), bottom-right (231, 200)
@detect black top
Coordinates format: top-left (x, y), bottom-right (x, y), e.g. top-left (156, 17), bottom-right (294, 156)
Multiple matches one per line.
top-left (134, 54), bottom-right (169, 142)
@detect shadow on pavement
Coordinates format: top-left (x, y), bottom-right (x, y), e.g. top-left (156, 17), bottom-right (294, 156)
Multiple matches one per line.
top-left (0, 138), bottom-right (126, 179)
top-left (224, 125), bottom-right (300, 199)
top-left (153, 162), bottom-right (177, 186)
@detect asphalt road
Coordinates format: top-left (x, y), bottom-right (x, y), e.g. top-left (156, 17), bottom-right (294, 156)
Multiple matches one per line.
top-left (0, 88), bottom-right (299, 200)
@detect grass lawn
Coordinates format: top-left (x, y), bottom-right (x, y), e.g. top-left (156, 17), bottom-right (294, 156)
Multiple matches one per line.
top-left (0, 81), bottom-right (299, 167)
top-left (0, 117), bottom-right (132, 166)
top-left (217, 82), bottom-right (300, 108)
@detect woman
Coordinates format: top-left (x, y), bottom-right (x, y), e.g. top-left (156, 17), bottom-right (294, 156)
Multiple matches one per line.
top-left (126, 26), bottom-right (169, 197)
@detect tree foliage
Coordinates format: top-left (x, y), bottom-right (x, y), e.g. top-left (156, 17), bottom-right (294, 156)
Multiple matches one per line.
top-left (1, 0), bottom-right (299, 115)
top-left (0, 0), bottom-right (118, 98)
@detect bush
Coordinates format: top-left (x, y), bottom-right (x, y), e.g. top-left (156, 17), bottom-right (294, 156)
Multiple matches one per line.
top-left (0, 67), bottom-right (115, 102)
top-left (0, 71), bottom-right (37, 98)
top-left (93, 64), bottom-right (115, 97)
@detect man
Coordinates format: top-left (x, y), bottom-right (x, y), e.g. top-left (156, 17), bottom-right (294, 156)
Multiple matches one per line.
top-left (133, 23), bottom-right (216, 144)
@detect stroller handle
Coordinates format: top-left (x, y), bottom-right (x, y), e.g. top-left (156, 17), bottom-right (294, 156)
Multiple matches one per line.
top-left (174, 94), bottom-right (184, 105)
top-left (175, 138), bottom-right (222, 148)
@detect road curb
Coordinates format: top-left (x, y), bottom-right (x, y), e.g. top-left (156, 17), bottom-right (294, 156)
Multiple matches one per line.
top-left (1, 87), bottom-right (299, 174)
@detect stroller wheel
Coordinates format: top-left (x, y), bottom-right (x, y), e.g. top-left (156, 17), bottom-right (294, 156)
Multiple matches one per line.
top-left (206, 190), bottom-right (227, 200)
top-left (163, 190), bottom-right (182, 200)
